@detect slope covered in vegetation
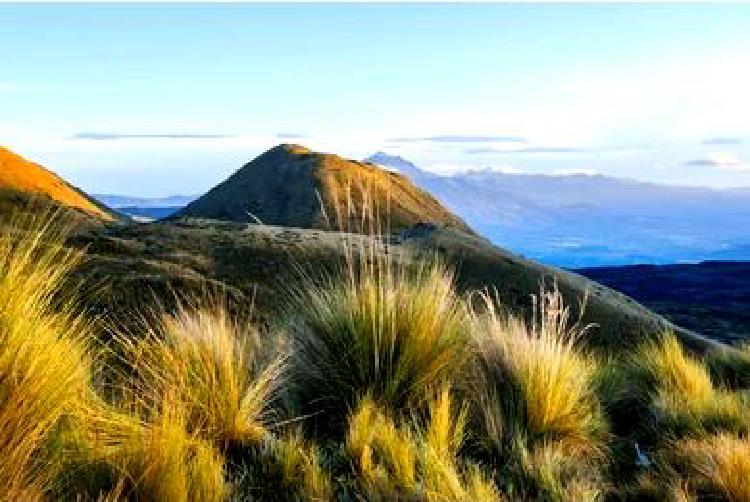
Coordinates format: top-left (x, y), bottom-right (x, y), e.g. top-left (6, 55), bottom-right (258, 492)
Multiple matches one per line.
top-left (0, 147), bottom-right (113, 220)
top-left (1, 211), bottom-right (748, 501)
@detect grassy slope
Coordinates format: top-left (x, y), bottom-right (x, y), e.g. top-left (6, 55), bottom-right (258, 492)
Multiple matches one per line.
top-left (0, 147), bottom-right (113, 220)
top-left (67, 217), bottom-right (713, 353)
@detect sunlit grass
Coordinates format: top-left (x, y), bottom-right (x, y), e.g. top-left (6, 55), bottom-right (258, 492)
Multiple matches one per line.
top-left (118, 304), bottom-right (285, 449)
top-left (468, 288), bottom-right (609, 500)
top-left (0, 212), bottom-right (94, 499)
top-left (285, 254), bottom-right (470, 427)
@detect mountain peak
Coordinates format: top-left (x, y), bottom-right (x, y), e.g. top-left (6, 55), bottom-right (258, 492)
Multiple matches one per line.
top-left (174, 145), bottom-right (473, 234)
top-left (269, 143), bottom-right (312, 155)
top-left (365, 152), bottom-right (426, 180)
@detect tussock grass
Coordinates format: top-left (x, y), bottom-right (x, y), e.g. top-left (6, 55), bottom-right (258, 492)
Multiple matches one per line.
top-left (468, 289), bottom-right (608, 500)
top-left (346, 390), bottom-right (500, 501)
top-left (670, 433), bottom-right (750, 502)
top-left (118, 304), bottom-right (285, 449)
top-left (4, 210), bottom-right (749, 500)
top-left (114, 400), bottom-right (227, 501)
top-left (613, 334), bottom-right (749, 439)
top-left (230, 430), bottom-right (333, 501)
top-left (637, 434), bottom-right (750, 502)
top-left (285, 254), bottom-right (470, 427)
top-left (0, 212), bottom-right (94, 499)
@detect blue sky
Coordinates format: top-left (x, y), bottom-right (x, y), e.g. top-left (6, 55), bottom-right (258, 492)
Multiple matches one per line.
top-left (2, 3), bottom-right (750, 196)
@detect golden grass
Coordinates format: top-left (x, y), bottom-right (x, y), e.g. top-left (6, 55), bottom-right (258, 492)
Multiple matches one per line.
top-left (4, 210), bottom-right (750, 500)
top-left (671, 433), bottom-right (750, 502)
top-left (0, 211), bottom-right (95, 499)
top-left (705, 343), bottom-right (750, 389)
top-left (468, 289), bottom-right (608, 500)
top-left (471, 289), bottom-right (607, 449)
top-left (639, 433), bottom-right (750, 502)
top-left (118, 304), bottom-right (285, 449)
top-left (269, 431), bottom-right (333, 501)
top-left (627, 334), bottom-right (749, 437)
top-left (0, 147), bottom-right (112, 219)
top-left (346, 390), bottom-right (501, 501)
top-left (286, 254), bottom-right (470, 425)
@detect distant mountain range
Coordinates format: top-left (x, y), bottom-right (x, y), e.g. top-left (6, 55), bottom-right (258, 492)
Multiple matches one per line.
top-left (87, 149), bottom-right (750, 267)
top-left (93, 194), bottom-right (197, 208)
top-left (367, 153), bottom-right (750, 267)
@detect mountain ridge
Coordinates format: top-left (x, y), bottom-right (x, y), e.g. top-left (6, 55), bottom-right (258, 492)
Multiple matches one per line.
top-left (366, 152), bottom-right (750, 266)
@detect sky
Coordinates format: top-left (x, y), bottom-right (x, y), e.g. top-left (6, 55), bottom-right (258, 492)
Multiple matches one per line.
top-left (2, 3), bottom-right (750, 196)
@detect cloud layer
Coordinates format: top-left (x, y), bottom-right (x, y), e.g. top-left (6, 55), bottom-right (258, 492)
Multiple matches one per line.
top-left (386, 135), bottom-right (528, 144)
top-left (72, 133), bottom-right (235, 140)
top-left (685, 152), bottom-right (748, 171)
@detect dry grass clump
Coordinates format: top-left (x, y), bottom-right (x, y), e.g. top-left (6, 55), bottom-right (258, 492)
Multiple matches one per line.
top-left (0, 212), bottom-right (95, 499)
top-left (346, 390), bottom-right (500, 501)
top-left (285, 255), bottom-right (470, 427)
top-left (670, 433), bottom-right (750, 502)
top-left (230, 430), bottom-right (333, 501)
top-left (468, 289), bottom-right (608, 500)
top-left (118, 304), bottom-right (285, 449)
top-left (114, 401), bottom-right (227, 501)
top-left (636, 433), bottom-right (750, 502)
top-left (622, 334), bottom-right (749, 438)
top-left (50, 302), bottom-right (284, 500)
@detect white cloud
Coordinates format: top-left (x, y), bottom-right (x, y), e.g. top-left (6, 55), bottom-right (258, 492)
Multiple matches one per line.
top-left (685, 151), bottom-right (749, 171)
top-left (553, 168), bottom-right (600, 176)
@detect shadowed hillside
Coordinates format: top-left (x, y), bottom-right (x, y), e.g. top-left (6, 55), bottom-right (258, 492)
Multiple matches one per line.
top-left (579, 261), bottom-right (750, 345)
top-left (174, 144), bottom-right (473, 234)
top-left (0, 147), bottom-right (113, 220)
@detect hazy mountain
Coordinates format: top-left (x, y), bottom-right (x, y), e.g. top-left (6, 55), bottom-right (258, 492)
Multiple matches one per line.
top-left (366, 152), bottom-right (750, 267)
top-left (174, 144), bottom-right (473, 234)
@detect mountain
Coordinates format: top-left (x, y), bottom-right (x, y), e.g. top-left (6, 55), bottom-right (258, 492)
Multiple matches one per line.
top-left (366, 153), bottom-right (750, 267)
top-left (0, 144), bottom-right (719, 352)
top-left (0, 147), bottom-right (113, 220)
top-left (174, 144), bottom-right (473, 234)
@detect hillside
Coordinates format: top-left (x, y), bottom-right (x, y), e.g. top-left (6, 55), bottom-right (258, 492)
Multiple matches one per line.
top-left (0, 147), bottom-right (113, 220)
top-left (367, 152), bottom-right (750, 267)
top-left (579, 261), bottom-right (750, 345)
top-left (64, 217), bottom-right (721, 353)
top-left (174, 144), bottom-right (473, 234)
